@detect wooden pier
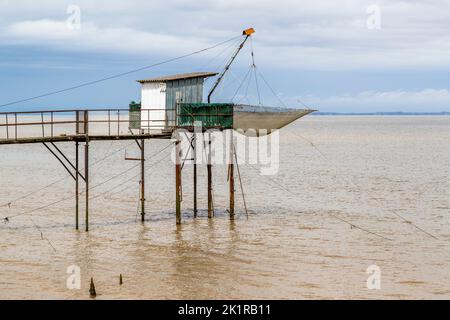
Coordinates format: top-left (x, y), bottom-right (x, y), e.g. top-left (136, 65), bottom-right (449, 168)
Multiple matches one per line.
top-left (0, 107), bottom-right (236, 231)
top-left (0, 29), bottom-right (264, 233)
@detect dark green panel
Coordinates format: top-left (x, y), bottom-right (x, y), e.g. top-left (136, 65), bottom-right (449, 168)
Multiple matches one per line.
top-left (177, 103), bottom-right (234, 129)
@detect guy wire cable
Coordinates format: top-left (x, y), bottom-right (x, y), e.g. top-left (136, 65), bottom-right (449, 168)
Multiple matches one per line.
top-left (0, 35), bottom-right (243, 109)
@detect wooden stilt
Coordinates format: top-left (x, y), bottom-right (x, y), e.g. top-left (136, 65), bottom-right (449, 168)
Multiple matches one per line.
top-left (175, 138), bottom-right (181, 225)
top-left (207, 133), bottom-right (213, 218)
top-left (75, 141), bottom-right (79, 230)
top-left (85, 139), bottom-right (89, 232)
top-left (193, 134), bottom-right (197, 218)
top-left (229, 131), bottom-right (235, 219)
top-left (140, 139), bottom-right (145, 222)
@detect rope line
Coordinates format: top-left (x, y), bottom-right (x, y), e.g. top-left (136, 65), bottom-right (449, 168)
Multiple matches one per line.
top-left (207, 44), bottom-right (248, 101)
top-left (283, 129), bottom-right (438, 240)
top-left (199, 37), bottom-right (244, 72)
top-left (250, 38), bottom-right (262, 105)
top-left (210, 131), bottom-right (391, 241)
top-left (105, 145), bottom-right (173, 199)
top-left (2, 142), bottom-right (174, 221)
top-left (0, 141), bottom-right (135, 208)
top-left (234, 146), bottom-right (249, 219)
top-left (237, 159), bottom-right (391, 241)
top-left (256, 68), bottom-right (287, 108)
top-left (329, 213), bottom-right (393, 241)
top-left (27, 215), bottom-right (57, 252)
top-left (0, 35), bottom-right (243, 108)
top-left (231, 66), bottom-right (253, 102)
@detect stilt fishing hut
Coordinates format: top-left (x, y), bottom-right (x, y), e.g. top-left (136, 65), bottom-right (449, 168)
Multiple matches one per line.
top-left (129, 27), bottom-right (315, 223)
top-left (136, 72), bottom-right (218, 132)
top-left (0, 27), bottom-right (315, 233)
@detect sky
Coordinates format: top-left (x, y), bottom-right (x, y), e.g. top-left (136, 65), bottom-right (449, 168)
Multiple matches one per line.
top-left (1, 0), bottom-right (450, 112)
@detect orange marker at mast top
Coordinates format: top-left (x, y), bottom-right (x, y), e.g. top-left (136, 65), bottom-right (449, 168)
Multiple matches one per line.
top-left (243, 28), bottom-right (255, 36)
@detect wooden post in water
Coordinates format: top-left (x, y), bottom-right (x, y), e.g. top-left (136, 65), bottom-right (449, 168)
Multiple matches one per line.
top-left (85, 139), bottom-right (89, 232)
top-left (229, 130), bottom-right (235, 219)
top-left (140, 139), bottom-right (145, 222)
top-left (89, 277), bottom-right (96, 297)
top-left (193, 133), bottom-right (197, 218)
top-left (207, 132), bottom-right (213, 218)
top-left (175, 137), bottom-right (181, 225)
top-left (75, 141), bottom-right (79, 230)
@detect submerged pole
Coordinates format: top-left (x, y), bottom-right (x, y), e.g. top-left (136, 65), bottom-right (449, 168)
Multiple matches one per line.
top-left (175, 138), bottom-right (181, 225)
top-left (85, 139), bottom-right (89, 232)
top-left (140, 139), bottom-right (145, 222)
top-left (89, 277), bottom-right (96, 297)
top-left (229, 131), bottom-right (235, 219)
top-left (207, 133), bottom-right (213, 218)
top-left (75, 141), bottom-right (79, 230)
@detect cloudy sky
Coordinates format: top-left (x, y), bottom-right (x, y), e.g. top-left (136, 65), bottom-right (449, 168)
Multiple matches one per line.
top-left (1, 0), bottom-right (450, 112)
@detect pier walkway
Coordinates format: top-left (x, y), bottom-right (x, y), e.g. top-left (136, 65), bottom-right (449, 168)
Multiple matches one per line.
top-left (0, 108), bottom-right (174, 144)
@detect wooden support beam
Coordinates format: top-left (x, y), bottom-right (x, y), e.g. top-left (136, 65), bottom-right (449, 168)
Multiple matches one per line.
top-left (50, 142), bottom-right (85, 181)
top-left (75, 141), bottom-right (79, 230)
top-left (140, 139), bottom-right (146, 222)
top-left (229, 131), bottom-right (235, 220)
top-left (0, 133), bottom-right (172, 145)
top-left (85, 139), bottom-right (89, 232)
top-left (193, 133), bottom-right (197, 218)
top-left (207, 132), bottom-right (213, 218)
top-left (175, 138), bottom-right (181, 225)
top-left (84, 111), bottom-right (90, 232)
top-left (43, 140), bottom-right (85, 230)
top-left (229, 161), bottom-right (235, 219)
top-left (42, 142), bottom-right (76, 180)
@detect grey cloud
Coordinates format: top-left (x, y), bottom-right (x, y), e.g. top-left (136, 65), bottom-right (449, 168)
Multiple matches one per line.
top-left (1, 0), bottom-right (450, 70)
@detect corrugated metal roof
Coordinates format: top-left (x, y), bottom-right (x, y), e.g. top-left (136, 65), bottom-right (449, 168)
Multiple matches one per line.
top-left (137, 72), bottom-right (218, 83)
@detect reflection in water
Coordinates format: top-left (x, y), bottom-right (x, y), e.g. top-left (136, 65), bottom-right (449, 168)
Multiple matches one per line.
top-left (1, 116), bottom-right (450, 299)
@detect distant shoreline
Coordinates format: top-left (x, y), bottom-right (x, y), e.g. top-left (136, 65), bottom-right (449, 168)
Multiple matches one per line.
top-left (312, 112), bottom-right (450, 116)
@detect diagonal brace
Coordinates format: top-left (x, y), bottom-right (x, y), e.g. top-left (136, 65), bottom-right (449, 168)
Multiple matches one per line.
top-left (43, 142), bottom-right (85, 181)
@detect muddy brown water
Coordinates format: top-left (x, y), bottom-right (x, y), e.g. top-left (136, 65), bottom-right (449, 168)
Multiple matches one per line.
top-left (0, 116), bottom-right (449, 299)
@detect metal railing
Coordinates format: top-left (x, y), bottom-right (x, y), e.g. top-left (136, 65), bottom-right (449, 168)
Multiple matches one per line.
top-left (0, 108), bottom-right (177, 142)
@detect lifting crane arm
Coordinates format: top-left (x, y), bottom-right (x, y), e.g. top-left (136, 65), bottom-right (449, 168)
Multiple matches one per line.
top-left (207, 28), bottom-right (255, 103)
